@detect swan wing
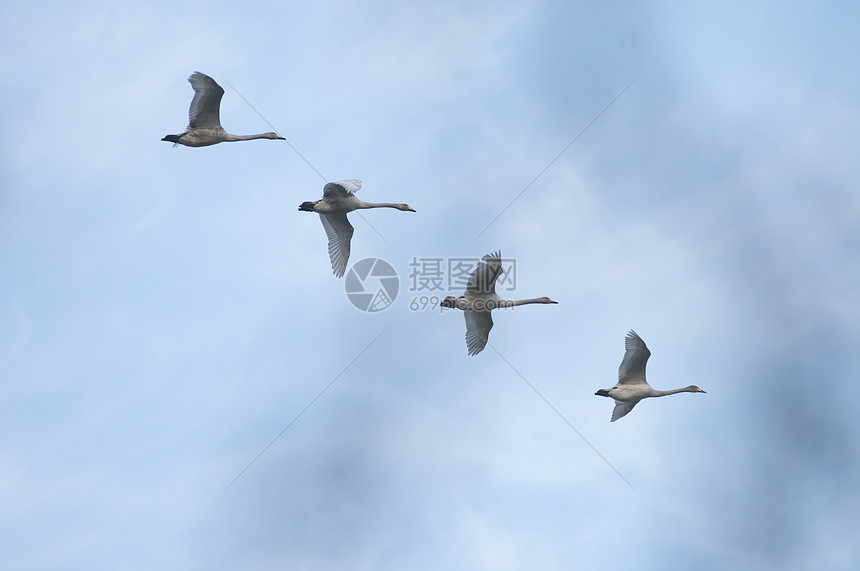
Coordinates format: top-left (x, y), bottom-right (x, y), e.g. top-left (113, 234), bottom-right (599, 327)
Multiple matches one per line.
top-left (187, 72), bottom-right (224, 129)
top-left (610, 399), bottom-right (638, 422)
top-left (466, 250), bottom-right (503, 295)
top-left (323, 179), bottom-right (362, 198)
top-left (319, 212), bottom-right (354, 278)
top-left (617, 330), bottom-right (651, 386)
top-left (464, 309), bottom-right (493, 356)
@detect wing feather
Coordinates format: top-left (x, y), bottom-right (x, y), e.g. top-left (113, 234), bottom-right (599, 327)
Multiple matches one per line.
top-left (187, 72), bottom-right (224, 129)
top-left (319, 212), bottom-right (354, 278)
top-left (466, 250), bottom-right (503, 295)
top-left (323, 180), bottom-right (362, 198)
top-left (464, 309), bottom-right (493, 355)
top-left (610, 400), bottom-right (637, 422)
top-left (617, 330), bottom-right (651, 386)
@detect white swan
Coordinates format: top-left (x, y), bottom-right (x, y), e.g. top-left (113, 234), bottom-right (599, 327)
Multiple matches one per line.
top-left (299, 180), bottom-right (415, 278)
top-left (440, 250), bottom-right (557, 355)
top-left (162, 72), bottom-right (285, 147)
top-left (595, 330), bottom-right (706, 421)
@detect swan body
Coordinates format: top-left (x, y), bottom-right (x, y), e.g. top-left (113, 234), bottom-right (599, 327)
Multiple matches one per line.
top-left (162, 72), bottom-right (285, 147)
top-left (440, 250), bottom-right (557, 355)
top-left (595, 330), bottom-right (706, 421)
top-left (299, 180), bottom-right (415, 277)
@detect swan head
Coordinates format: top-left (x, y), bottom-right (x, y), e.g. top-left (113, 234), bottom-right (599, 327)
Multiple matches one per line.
top-left (440, 296), bottom-right (459, 308)
top-left (397, 204), bottom-right (416, 212)
top-left (686, 385), bottom-right (706, 393)
top-left (264, 132), bottom-right (286, 140)
top-left (540, 297), bottom-right (558, 304)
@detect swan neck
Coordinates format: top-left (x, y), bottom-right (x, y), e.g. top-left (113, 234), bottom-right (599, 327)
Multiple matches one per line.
top-left (225, 133), bottom-right (270, 141)
top-left (507, 298), bottom-right (551, 307)
top-left (355, 201), bottom-right (408, 210)
top-left (653, 387), bottom-right (696, 397)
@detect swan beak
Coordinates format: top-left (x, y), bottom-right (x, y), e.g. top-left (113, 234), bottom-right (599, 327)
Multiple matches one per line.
top-left (699, 389), bottom-right (707, 393)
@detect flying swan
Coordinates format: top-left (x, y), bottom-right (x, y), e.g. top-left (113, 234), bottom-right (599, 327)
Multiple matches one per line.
top-left (441, 250), bottom-right (557, 355)
top-left (299, 179), bottom-right (415, 277)
top-left (595, 330), bottom-right (706, 421)
top-left (162, 71), bottom-right (285, 147)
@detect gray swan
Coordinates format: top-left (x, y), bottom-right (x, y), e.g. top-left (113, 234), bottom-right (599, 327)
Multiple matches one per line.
top-left (299, 180), bottom-right (415, 277)
top-left (441, 250), bottom-right (557, 355)
top-left (595, 330), bottom-right (706, 421)
top-left (162, 72), bottom-right (284, 147)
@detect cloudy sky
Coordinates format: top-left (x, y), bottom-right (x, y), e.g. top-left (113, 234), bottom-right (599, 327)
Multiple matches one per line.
top-left (2, 1), bottom-right (859, 569)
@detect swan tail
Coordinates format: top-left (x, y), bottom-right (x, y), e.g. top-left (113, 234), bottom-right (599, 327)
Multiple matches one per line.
top-left (298, 201), bottom-right (317, 212)
top-left (595, 389), bottom-right (611, 397)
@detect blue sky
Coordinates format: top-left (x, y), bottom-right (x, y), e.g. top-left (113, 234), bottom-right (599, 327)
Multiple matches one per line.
top-left (2, 1), bottom-right (859, 569)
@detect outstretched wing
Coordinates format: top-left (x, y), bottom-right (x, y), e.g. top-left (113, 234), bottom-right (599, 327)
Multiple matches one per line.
top-left (464, 309), bottom-right (494, 356)
top-left (466, 250), bottom-right (503, 295)
top-left (187, 72), bottom-right (224, 129)
top-left (617, 330), bottom-right (651, 386)
top-left (323, 179), bottom-right (362, 198)
top-left (610, 400), bottom-right (638, 422)
top-left (319, 212), bottom-right (354, 278)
